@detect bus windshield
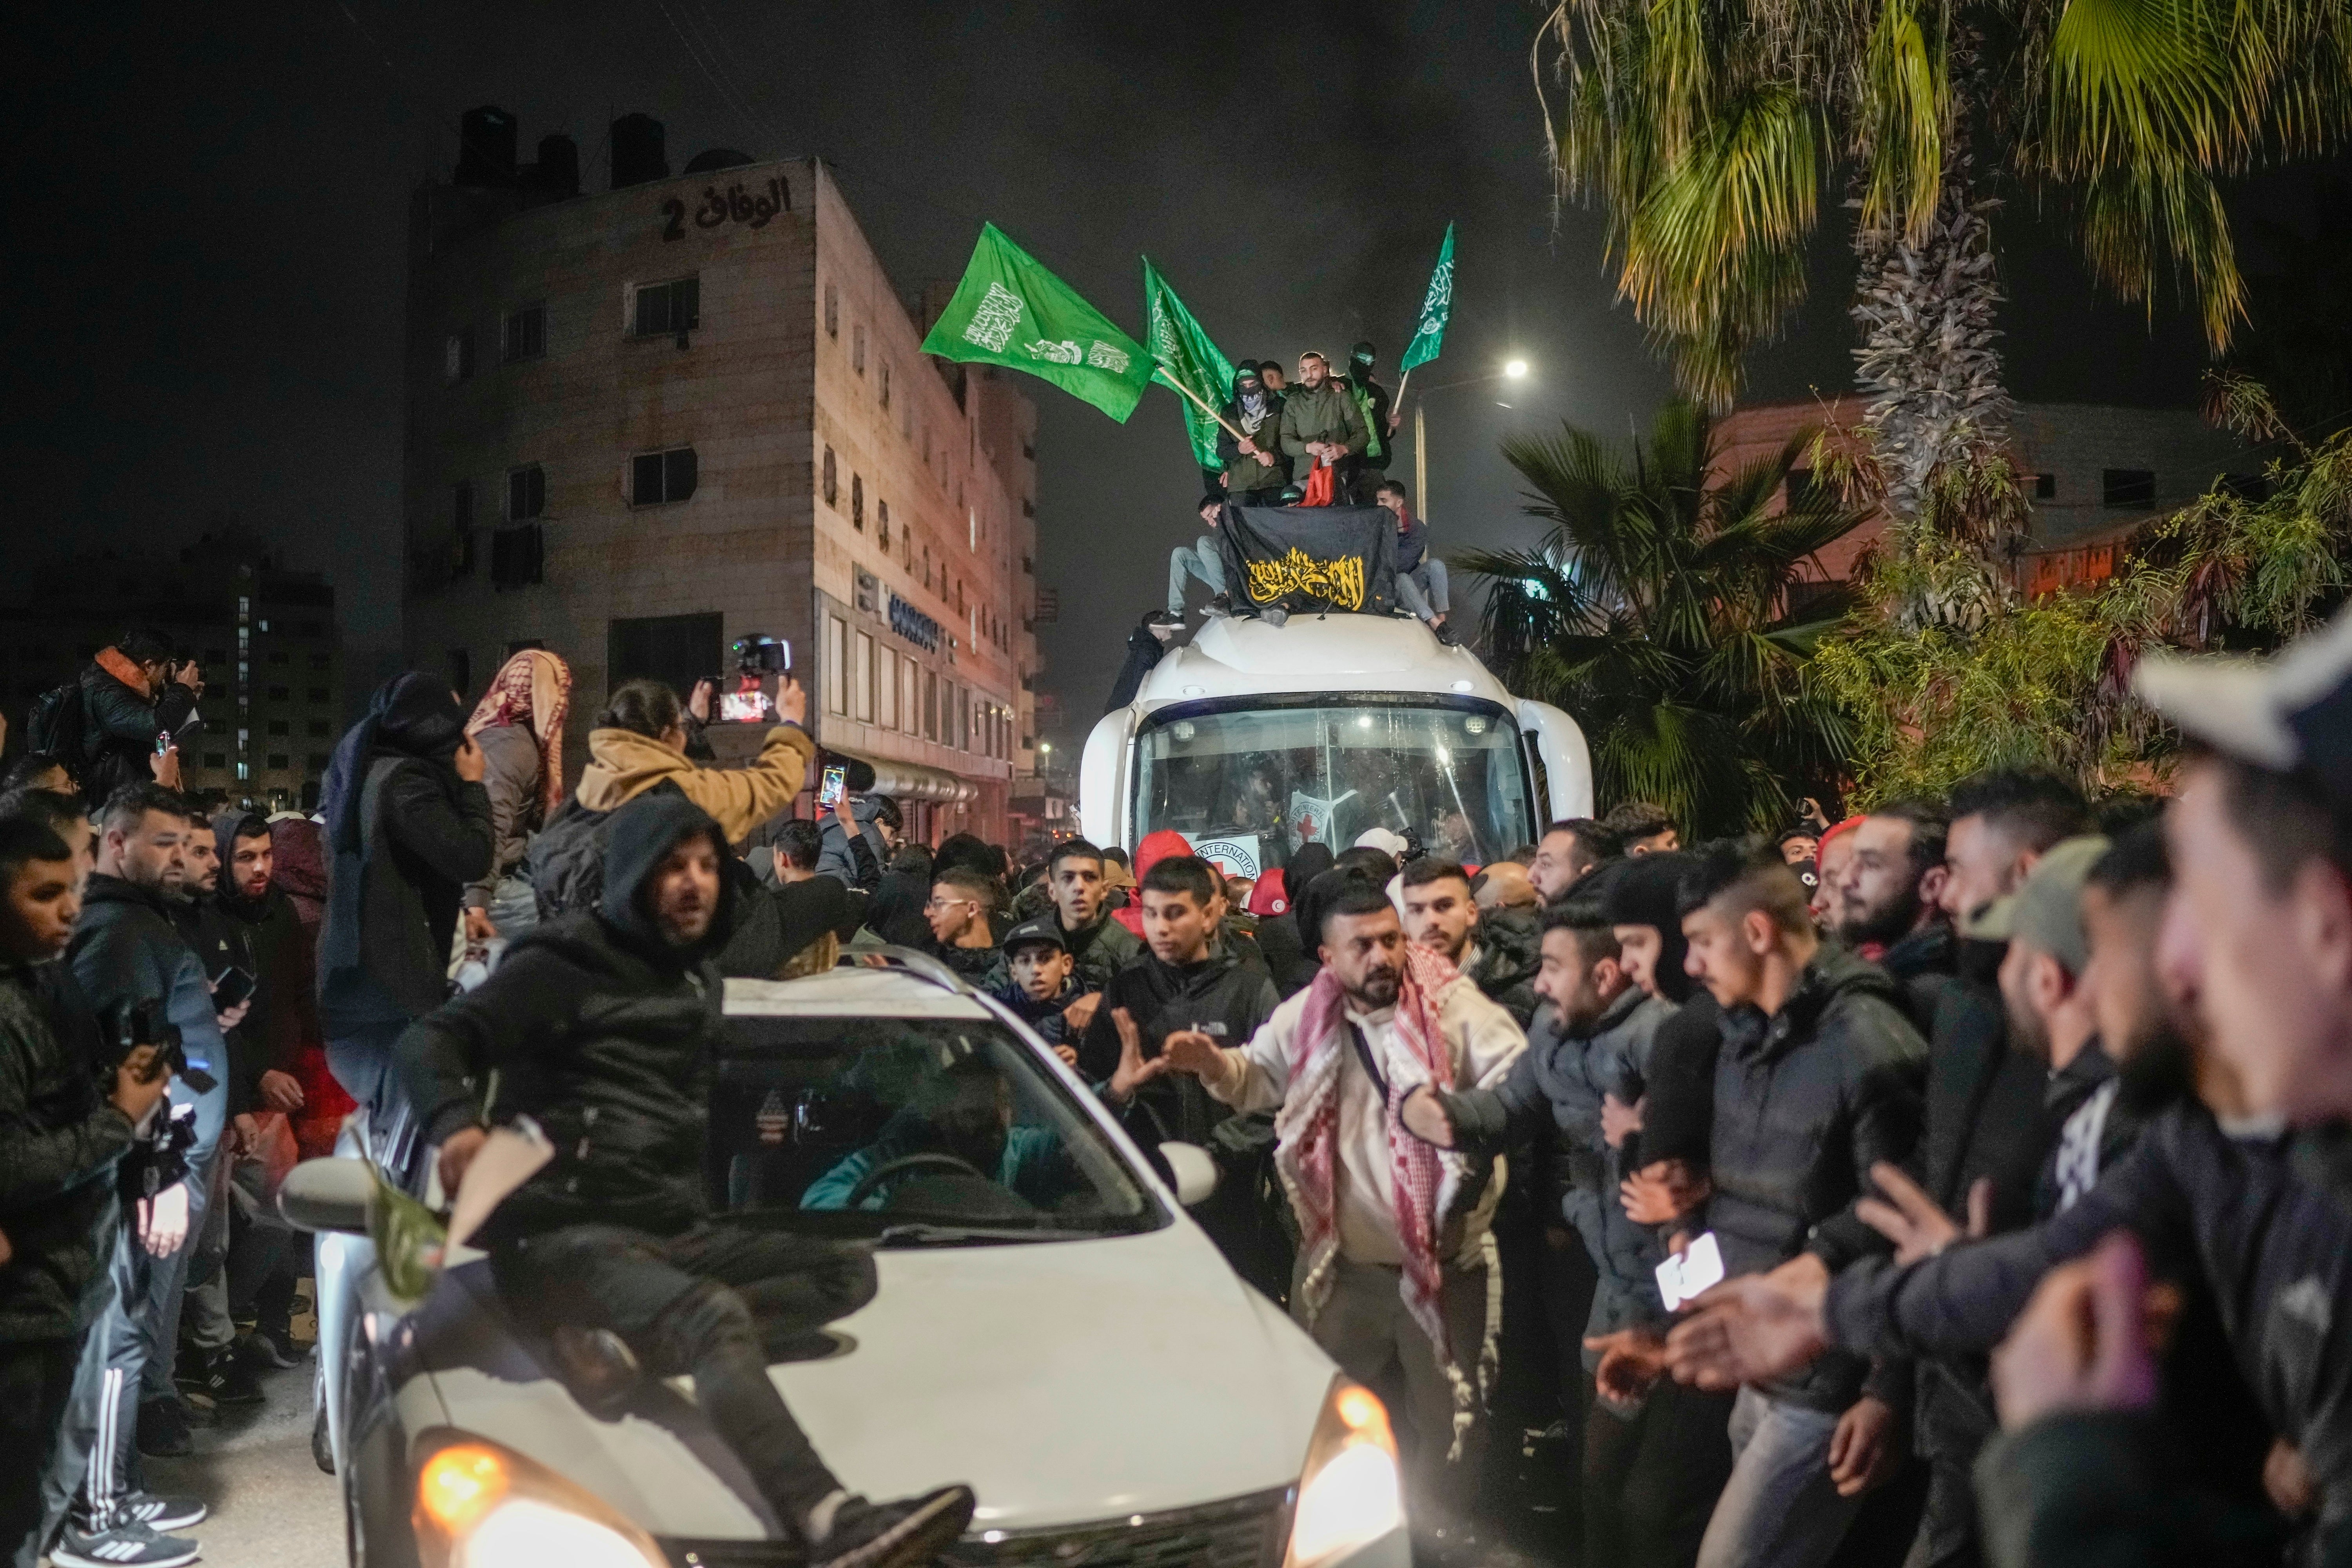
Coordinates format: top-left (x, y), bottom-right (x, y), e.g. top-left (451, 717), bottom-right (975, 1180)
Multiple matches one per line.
top-left (1133, 701), bottom-right (1535, 873)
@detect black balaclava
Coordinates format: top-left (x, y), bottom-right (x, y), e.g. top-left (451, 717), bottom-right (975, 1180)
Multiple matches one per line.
top-left (1599, 851), bottom-right (1699, 1004)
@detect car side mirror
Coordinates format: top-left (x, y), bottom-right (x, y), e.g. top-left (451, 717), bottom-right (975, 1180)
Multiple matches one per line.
top-left (279, 1157), bottom-right (375, 1234)
top-left (1157, 1142), bottom-right (1219, 1207)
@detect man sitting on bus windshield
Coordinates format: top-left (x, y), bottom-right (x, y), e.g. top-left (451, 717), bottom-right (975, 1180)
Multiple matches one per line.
top-left (800, 1055), bottom-right (1075, 1212)
top-left (1377, 480), bottom-right (1457, 647)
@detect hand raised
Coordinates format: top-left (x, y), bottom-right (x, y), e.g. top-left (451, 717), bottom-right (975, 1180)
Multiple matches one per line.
top-left (1855, 1160), bottom-right (1976, 1266)
top-left (1159, 1027), bottom-right (1226, 1079)
top-left (453, 734), bottom-right (487, 783)
top-left (1106, 1008), bottom-right (1168, 1104)
top-left (1664, 1253), bottom-right (1831, 1391)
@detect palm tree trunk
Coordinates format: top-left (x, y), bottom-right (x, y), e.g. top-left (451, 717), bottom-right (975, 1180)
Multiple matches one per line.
top-left (1849, 157), bottom-right (2011, 528)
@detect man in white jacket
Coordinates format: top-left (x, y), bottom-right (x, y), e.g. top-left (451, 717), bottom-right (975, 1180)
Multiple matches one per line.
top-left (1126, 876), bottom-right (1526, 1531)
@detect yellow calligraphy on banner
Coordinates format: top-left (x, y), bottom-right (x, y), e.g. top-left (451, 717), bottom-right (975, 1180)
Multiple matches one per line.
top-left (1242, 548), bottom-right (1367, 610)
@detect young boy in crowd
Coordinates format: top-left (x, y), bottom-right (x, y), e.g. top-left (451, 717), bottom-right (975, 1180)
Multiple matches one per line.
top-left (991, 918), bottom-right (1079, 1067)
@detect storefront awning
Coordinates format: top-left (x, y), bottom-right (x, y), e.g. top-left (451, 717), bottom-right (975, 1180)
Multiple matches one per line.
top-left (823, 745), bottom-right (980, 805)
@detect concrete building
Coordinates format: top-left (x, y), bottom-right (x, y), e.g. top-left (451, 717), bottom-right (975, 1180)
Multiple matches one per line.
top-left (1713, 397), bottom-right (2261, 597)
top-left (401, 111), bottom-right (1042, 845)
top-left (0, 523), bottom-right (344, 810)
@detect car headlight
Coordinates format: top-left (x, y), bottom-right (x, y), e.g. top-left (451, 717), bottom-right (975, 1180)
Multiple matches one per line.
top-left (1284, 1377), bottom-right (1404, 1568)
top-left (414, 1430), bottom-right (665, 1568)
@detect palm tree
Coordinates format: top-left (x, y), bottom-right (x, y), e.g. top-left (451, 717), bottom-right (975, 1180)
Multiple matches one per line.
top-left (1460, 400), bottom-right (1869, 836)
top-left (1531, 0), bottom-right (2352, 520)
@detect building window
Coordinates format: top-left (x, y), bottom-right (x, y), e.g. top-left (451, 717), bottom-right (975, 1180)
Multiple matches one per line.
top-left (2103, 468), bottom-right (2156, 509)
top-left (2032, 473), bottom-right (2057, 500)
top-left (879, 360), bottom-right (891, 409)
top-left (608, 612), bottom-right (722, 701)
top-left (877, 501), bottom-right (890, 552)
top-left (851, 474), bottom-right (864, 531)
top-left (630, 447), bottom-right (698, 506)
top-left (632, 276), bottom-right (701, 337)
top-left (307, 720), bottom-right (329, 737)
top-left (924, 670), bottom-right (938, 741)
top-left (508, 464), bottom-right (545, 520)
top-left (268, 720), bottom-right (289, 737)
top-left (445, 328), bottom-right (474, 383)
top-left (855, 632), bottom-right (874, 722)
top-left (204, 753), bottom-right (227, 770)
top-left (821, 446), bottom-right (837, 506)
top-left (503, 304), bottom-right (546, 363)
top-left (879, 648), bottom-right (899, 730)
top-left (851, 324), bottom-right (866, 375)
top-left (307, 752), bottom-right (330, 770)
top-left (267, 754), bottom-right (289, 770)
top-left (491, 524), bottom-right (545, 590)
top-left (826, 615), bottom-right (848, 715)
top-left (267, 686), bottom-right (290, 701)
top-left (824, 283), bottom-right (838, 338)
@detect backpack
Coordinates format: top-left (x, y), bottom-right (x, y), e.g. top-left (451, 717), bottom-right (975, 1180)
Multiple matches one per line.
top-left (24, 679), bottom-right (89, 781)
top-left (524, 779), bottom-right (685, 920)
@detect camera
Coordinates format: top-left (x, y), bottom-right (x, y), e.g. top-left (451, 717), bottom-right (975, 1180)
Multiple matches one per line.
top-left (717, 633), bottom-right (791, 724)
top-left (109, 997), bottom-right (217, 1097)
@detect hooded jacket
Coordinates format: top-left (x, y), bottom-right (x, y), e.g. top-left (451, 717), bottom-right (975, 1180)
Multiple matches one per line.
top-left (574, 722), bottom-right (814, 846)
top-left (466, 723), bottom-right (550, 909)
top-left (814, 793), bottom-right (890, 888)
top-left (1218, 377), bottom-right (1289, 494)
top-left (1707, 944), bottom-right (1928, 1410)
top-left (75, 648), bottom-right (200, 807)
top-left (318, 673), bottom-right (495, 1028)
top-left (1076, 946), bottom-right (1281, 1143)
top-left (69, 873), bottom-right (230, 1098)
top-left (212, 811), bottom-right (318, 1093)
top-left (270, 817), bottom-right (328, 936)
top-left (0, 958), bottom-right (134, 1340)
top-left (1277, 377), bottom-right (1369, 465)
top-left (401, 792), bottom-right (739, 1243)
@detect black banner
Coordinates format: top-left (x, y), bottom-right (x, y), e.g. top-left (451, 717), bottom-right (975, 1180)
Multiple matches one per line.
top-left (1217, 504), bottom-right (1399, 617)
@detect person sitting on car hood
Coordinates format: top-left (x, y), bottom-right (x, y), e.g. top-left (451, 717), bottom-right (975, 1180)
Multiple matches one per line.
top-left (399, 791), bottom-right (975, 1568)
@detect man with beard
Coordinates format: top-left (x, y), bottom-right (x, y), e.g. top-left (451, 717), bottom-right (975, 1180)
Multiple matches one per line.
top-left (1397, 859), bottom-right (1540, 1027)
top-left (406, 794), bottom-right (975, 1568)
top-left (1834, 801), bottom-right (1955, 1030)
top-left (1531, 820), bottom-right (1616, 904)
top-left (1276, 351), bottom-right (1368, 508)
top-left (1131, 877), bottom-right (1524, 1544)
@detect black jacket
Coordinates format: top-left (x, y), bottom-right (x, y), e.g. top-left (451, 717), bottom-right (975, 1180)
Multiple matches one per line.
top-left (1831, 1103), bottom-right (2352, 1525)
top-left (401, 793), bottom-right (737, 1243)
top-left (0, 960), bottom-right (134, 1340)
top-left (76, 658), bottom-right (198, 808)
top-left (1878, 921), bottom-right (1962, 1038)
top-left (1078, 947), bottom-right (1279, 1146)
top-left (1708, 946), bottom-right (1929, 1410)
top-left (1463, 907), bottom-right (1542, 1028)
top-left (70, 874), bottom-right (230, 1097)
top-left (169, 895), bottom-right (255, 1113)
top-left (319, 754), bottom-right (494, 1029)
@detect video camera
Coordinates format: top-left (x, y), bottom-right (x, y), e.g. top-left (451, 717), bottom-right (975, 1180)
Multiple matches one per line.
top-left (108, 997), bottom-right (217, 1097)
top-left (716, 633), bottom-right (791, 724)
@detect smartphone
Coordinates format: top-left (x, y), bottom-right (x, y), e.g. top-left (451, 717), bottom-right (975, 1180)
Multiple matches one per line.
top-left (817, 764), bottom-right (848, 809)
top-left (211, 965), bottom-right (258, 1012)
top-left (154, 731), bottom-right (172, 757)
top-left (1655, 1230), bottom-right (1727, 1312)
top-left (718, 685), bottom-right (771, 723)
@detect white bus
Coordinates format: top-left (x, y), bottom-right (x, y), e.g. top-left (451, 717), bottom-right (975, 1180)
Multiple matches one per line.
top-left (1080, 614), bottom-right (1592, 876)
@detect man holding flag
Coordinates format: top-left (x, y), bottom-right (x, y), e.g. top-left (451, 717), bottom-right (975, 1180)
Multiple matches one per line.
top-left (1216, 365), bottom-right (1287, 506)
top-left (1344, 341), bottom-right (1396, 503)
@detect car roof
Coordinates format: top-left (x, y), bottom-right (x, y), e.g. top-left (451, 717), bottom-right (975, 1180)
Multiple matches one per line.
top-left (724, 956), bottom-right (996, 1020)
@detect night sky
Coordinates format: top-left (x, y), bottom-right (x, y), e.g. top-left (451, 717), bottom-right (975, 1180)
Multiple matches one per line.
top-left (8, 0), bottom-right (2233, 745)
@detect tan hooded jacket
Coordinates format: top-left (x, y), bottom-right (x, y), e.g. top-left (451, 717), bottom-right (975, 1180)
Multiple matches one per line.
top-left (575, 723), bottom-right (814, 844)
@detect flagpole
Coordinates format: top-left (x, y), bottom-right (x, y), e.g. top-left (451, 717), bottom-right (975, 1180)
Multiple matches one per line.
top-left (1156, 370), bottom-right (1248, 443)
top-left (1395, 367), bottom-right (1414, 408)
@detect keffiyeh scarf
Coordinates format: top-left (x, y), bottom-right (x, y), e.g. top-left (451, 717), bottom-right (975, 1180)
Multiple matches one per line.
top-left (465, 649), bottom-right (572, 820)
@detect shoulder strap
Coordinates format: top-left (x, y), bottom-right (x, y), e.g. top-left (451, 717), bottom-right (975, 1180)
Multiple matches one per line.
top-left (1346, 1020), bottom-right (1391, 1105)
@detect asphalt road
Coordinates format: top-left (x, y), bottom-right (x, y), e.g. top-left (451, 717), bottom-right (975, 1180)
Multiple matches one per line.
top-left (135, 1362), bottom-right (341, 1568)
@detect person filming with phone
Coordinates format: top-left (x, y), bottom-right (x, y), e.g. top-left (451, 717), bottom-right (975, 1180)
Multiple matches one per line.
top-left (35, 631), bottom-right (203, 804)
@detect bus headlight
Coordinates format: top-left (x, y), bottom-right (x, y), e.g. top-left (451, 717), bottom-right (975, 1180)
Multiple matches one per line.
top-left (1284, 1378), bottom-right (1404, 1568)
top-left (415, 1432), bottom-right (664, 1568)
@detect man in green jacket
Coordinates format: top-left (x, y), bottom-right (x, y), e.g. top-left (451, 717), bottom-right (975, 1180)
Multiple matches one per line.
top-left (1277, 352), bottom-right (1367, 504)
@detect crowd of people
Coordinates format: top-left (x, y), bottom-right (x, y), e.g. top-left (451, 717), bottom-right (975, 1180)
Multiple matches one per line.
top-left (1151, 343), bottom-right (1458, 646)
top-left (10, 605), bottom-right (2352, 1568)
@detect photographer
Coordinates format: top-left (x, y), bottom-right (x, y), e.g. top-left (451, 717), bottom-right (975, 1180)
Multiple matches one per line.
top-left (69, 784), bottom-right (230, 1477)
top-left (73, 633), bottom-right (203, 805)
top-left (574, 677), bottom-right (812, 845)
top-left (814, 758), bottom-right (891, 889)
top-left (1, 816), bottom-right (173, 1567)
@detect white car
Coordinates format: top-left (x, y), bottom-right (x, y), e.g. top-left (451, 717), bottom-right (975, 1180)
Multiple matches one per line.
top-left (287, 952), bottom-right (1410, 1568)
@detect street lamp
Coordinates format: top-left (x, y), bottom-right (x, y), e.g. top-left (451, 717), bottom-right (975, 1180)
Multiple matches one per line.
top-left (1408, 358), bottom-right (1532, 510)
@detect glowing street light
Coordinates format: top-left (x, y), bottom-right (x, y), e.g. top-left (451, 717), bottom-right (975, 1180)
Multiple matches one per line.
top-left (1504, 359), bottom-right (1529, 380)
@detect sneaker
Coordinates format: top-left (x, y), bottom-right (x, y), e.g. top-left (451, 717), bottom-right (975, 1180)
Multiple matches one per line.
top-left (52, 1519), bottom-right (200, 1568)
top-left (808, 1486), bottom-right (977, 1568)
top-left (239, 1324), bottom-right (303, 1370)
top-left (117, 1492), bottom-right (209, 1532)
top-left (181, 1344), bottom-right (264, 1407)
top-left (1432, 620), bottom-right (1459, 647)
top-left (1205, 594), bottom-right (1232, 618)
top-left (1259, 607), bottom-right (1289, 629)
top-left (1145, 610), bottom-right (1181, 629)
top-left (136, 1398), bottom-right (192, 1459)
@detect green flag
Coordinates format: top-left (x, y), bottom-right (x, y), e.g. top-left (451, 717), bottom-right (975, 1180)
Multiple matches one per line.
top-left (1398, 222), bottom-right (1456, 374)
top-left (1141, 258), bottom-right (1236, 470)
top-left (919, 224), bottom-right (1152, 422)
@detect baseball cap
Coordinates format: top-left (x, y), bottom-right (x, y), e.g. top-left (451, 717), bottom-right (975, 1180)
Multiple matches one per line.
top-left (2134, 605), bottom-right (2352, 801)
top-left (1960, 834), bottom-right (2110, 973)
top-left (1000, 916), bottom-right (1068, 955)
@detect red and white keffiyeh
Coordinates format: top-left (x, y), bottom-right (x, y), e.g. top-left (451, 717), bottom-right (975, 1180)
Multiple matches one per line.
top-left (465, 649), bottom-right (572, 821)
top-left (1274, 942), bottom-right (1486, 1436)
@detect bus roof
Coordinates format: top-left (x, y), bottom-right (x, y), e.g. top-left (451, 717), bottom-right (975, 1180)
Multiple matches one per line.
top-left (1129, 614), bottom-right (1517, 714)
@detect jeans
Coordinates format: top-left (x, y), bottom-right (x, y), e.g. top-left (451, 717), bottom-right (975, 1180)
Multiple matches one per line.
top-left (1298, 1255), bottom-right (1489, 1524)
top-left (1585, 1379), bottom-right (1737, 1568)
top-left (454, 873), bottom-right (540, 991)
top-left (2, 1336), bottom-right (82, 1567)
top-left (490, 1220), bottom-right (878, 1535)
top-left (1167, 535), bottom-right (1225, 615)
top-left (1397, 560), bottom-right (1450, 622)
top-left (1695, 1387), bottom-right (1867, 1568)
top-left (133, 1074), bottom-right (226, 1408)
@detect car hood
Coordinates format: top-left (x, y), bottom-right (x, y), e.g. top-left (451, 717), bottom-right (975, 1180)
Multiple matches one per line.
top-left (420, 1221), bottom-right (1334, 1539)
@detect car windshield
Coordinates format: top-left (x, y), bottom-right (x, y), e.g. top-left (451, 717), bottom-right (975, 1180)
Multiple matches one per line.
top-left (1134, 700), bottom-right (1535, 872)
top-left (711, 1013), bottom-right (1161, 1242)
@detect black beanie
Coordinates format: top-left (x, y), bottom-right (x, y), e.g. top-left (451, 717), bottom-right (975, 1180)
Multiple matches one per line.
top-left (1599, 851), bottom-right (1698, 1004)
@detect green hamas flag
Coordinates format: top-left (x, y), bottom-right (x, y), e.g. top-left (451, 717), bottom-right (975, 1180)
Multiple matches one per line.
top-left (1142, 258), bottom-right (1235, 470)
top-left (1399, 222), bottom-right (1456, 374)
top-left (920, 224), bottom-right (1152, 422)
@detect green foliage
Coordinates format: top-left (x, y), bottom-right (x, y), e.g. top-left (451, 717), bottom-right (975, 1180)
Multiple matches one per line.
top-left (1463, 400), bottom-right (1868, 835)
